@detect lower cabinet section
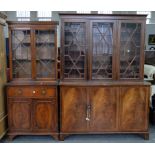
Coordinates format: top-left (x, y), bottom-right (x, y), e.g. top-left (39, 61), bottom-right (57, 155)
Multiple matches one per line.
top-left (6, 83), bottom-right (150, 141)
top-left (7, 85), bottom-right (58, 140)
top-left (60, 84), bottom-right (150, 140)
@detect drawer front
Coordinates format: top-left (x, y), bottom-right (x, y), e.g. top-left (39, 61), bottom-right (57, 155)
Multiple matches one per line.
top-left (7, 86), bottom-right (56, 98)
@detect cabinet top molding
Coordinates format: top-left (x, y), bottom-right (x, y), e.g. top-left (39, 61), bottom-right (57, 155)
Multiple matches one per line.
top-left (7, 21), bottom-right (59, 26)
top-left (59, 13), bottom-right (147, 20)
top-left (59, 13), bottom-right (147, 16)
top-left (0, 12), bottom-right (7, 25)
top-left (59, 81), bottom-right (151, 86)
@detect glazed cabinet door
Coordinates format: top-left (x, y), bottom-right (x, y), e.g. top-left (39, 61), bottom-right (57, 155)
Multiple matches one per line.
top-left (90, 20), bottom-right (117, 80)
top-left (61, 87), bottom-right (87, 132)
top-left (35, 29), bottom-right (57, 80)
top-left (118, 21), bottom-right (145, 80)
top-left (8, 98), bottom-right (31, 131)
top-left (10, 29), bottom-right (32, 79)
top-left (32, 99), bottom-right (57, 132)
top-left (120, 86), bottom-right (149, 131)
top-left (61, 20), bottom-right (88, 80)
top-left (89, 87), bottom-right (118, 131)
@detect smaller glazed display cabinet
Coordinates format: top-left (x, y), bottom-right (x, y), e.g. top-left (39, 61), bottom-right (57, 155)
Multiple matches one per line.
top-left (6, 21), bottom-right (59, 140)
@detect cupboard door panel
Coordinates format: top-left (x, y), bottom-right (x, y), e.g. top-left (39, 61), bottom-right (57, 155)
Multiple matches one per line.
top-left (120, 87), bottom-right (149, 131)
top-left (8, 99), bottom-right (31, 131)
top-left (33, 99), bottom-right (57, 132)
top-left (61, 87), bottom-right (87, 132)
top-left (90, 87), bottom-right (118, 131)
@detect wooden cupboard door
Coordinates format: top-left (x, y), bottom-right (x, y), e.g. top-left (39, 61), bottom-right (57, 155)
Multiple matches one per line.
top-left (90, 87), bottom-right (118, 131)
top-left (8, 99), bottom-right (31, 131)
top-left (120, 87), bottom-right (149, 131)
top-left (61, 87), bottom-right (87, 132)
top-left (32, 99), bottom-right (57, 132)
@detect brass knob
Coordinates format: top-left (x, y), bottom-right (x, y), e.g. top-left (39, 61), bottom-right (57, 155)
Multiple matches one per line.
top-left (18, 89), bottom-right (22, 95)
top-left (41, 90), bottom-right (46, 95)
top-left (32, 90), bottom-right (36, 94)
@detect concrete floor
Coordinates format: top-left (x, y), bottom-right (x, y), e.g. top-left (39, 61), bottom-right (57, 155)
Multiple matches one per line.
top-left (1, 125), bottom-right (155, 143)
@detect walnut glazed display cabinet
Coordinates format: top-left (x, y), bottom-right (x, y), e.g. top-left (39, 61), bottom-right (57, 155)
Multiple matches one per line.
top-left (59, 14), bottom-right (151, 140)
top-left (6, 21), bottom-right (59, 140)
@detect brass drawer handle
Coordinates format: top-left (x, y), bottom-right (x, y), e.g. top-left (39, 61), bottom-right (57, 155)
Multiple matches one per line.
top-left (41, 90), bottom-right (46, 95)
top-left (32, 90), bottom-right (36, 94)
top-left (17, 89), bottom-right (22, 95)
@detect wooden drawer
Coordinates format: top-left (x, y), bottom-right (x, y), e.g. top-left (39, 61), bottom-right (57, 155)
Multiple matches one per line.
top-left (7, 86), bottom-right (56, 98)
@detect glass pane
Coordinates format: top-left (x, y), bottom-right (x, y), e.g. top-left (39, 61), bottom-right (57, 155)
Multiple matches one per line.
top-left (35, 30), bottom-right (56, 78)
top-left (92, 22), bottom-right (113, 79)
top-left (120, 23), bottom-right (141, 79)
top-left (64, 22), bottom-right (86, 79)
top-left (12, 30), bottom-right (31, 78)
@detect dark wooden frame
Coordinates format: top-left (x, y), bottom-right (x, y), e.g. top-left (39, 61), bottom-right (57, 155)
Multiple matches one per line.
top-left (148, 34), bottom-right (155, 45)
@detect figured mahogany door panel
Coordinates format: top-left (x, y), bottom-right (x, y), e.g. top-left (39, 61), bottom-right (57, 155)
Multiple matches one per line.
top-left (8, 98), bottom-right (31, 131)
top-left (32, 99), bottom-right (57, 132)
top-left (90, 87), bottom-right (118, 131)
top-left (61, 87), bottom-right (87, 132)
top-left (120, 87), bottom-right (149, 131)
